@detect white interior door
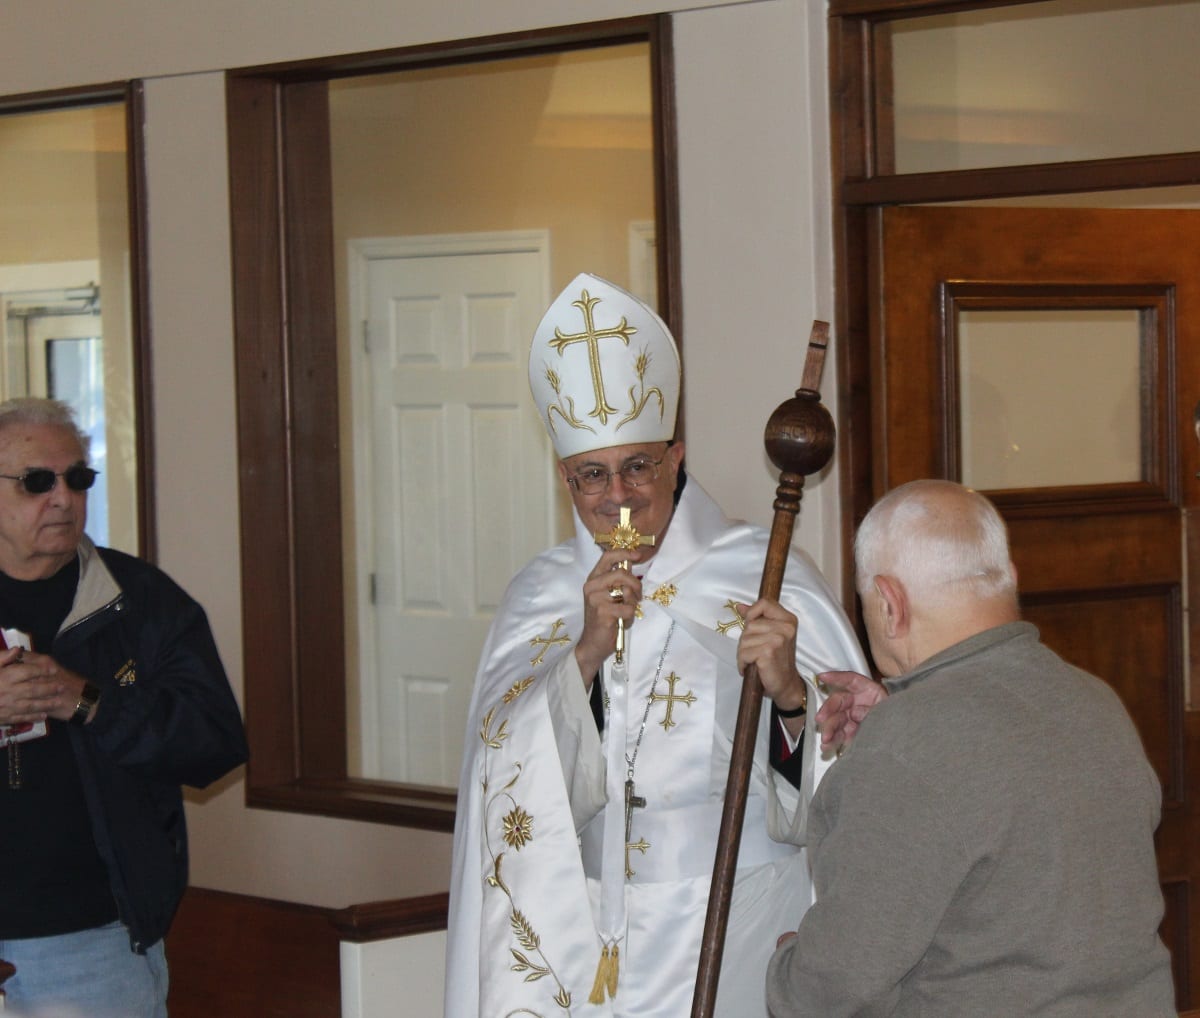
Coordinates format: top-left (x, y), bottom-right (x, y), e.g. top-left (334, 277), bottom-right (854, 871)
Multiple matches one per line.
top-left (350, 233), bottom-right (556, 784)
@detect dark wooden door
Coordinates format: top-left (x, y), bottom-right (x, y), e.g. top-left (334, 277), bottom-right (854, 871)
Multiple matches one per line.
top-left (875, 205), bottom-right (1200, 1008)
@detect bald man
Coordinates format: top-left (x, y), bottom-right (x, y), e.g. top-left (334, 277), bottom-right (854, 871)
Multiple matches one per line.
top-left (768, 480), bottom-right (1175, 1018)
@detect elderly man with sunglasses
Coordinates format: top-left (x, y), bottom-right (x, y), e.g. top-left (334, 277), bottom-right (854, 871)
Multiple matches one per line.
top-left (446, 275), bottom-right (869, 1018)
top-left (0, 398), bottom-right (247, 1018)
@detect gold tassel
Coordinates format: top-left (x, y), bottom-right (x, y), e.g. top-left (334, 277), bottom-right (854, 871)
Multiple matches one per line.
top-left (588, 943), bottom-right (620, 1004)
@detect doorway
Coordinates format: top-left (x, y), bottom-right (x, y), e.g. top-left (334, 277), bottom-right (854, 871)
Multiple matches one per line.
top-left (830, 1), bottom-right (1200, 1005)
top-left (871, 204), bottom-right (1199, 1002)
top-left (346, 231), bottom-right (557, 784)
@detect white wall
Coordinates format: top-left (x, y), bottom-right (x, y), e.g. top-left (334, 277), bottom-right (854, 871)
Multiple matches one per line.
top-left (0, 0), bottom-right (842, 909)
top-left (341, 932), bottom-right (446, 1017)
top-left (674, 0), bottom-right (840, 577)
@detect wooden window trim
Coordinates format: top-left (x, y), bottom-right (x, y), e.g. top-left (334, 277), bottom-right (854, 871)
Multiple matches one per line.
top-left (228, 18), bottom-right (681, 830)
top-left (0, 83), bottom-right (156, 561)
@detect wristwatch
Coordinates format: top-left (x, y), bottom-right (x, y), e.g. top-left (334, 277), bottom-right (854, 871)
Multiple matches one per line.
top-left (70, 681), bottom-right (101, 725)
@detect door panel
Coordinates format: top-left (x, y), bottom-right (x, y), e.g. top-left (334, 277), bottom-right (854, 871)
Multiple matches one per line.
top-left (876, 206), bottom-right (1200, 1007)
top-left (350, 241), bottom-right (555, 785)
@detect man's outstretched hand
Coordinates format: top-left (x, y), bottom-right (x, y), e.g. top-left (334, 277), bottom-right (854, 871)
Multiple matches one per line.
top-left (815, 670), bottom-right (887, 751)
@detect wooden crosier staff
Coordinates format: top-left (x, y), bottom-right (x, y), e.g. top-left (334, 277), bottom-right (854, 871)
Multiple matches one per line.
top-left (690, 320), bottom-right (836, 1018)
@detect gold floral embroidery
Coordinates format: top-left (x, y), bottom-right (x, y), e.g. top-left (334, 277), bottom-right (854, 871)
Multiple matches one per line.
top-left (649, 583), bottom-right (677, 607)
top-left (502, 806), bottom-right (535, 850)
top-left (510, 909), bottom-right (554, 982)
top-left (503, 676), bottom-right (535, 703)
top-left (543, 365), bottom-right (593, 437)
top-left (480, 707), bottom-right (510, 749)
top-left (479, 623), bottom-right (574, 1013)
top-left (616, 347), bottom-right (666, 432)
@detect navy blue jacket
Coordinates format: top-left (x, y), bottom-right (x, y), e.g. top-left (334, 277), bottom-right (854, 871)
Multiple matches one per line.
top-left (52, 539), bottom-right (248, 952)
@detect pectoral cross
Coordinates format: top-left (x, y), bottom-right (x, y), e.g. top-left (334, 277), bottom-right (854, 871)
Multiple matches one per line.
top-left (595, 507), bottom-right (656, 664)
top-left (624, 778), bottom-right (649, 877)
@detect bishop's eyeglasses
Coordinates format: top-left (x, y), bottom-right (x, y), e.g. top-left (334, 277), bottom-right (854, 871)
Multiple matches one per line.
top-left (565, 455), bottom-right (666, 495)
top-left (0, 465), bottom-right (99, 495)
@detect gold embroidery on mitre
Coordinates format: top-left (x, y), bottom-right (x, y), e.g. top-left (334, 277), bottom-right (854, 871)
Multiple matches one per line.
top-left (548, 288), bottom-right (637, 427)
top-left (529, 619), bottom-right (571, 666)
top-left (616, 347), bottom-right (666, 432)
top-left (649, 583), bottom-right (677, 607)
top-left (651, 672), bottom-right (697, 731)
top-left (543, 364), bottom-right (594, 436)
top-left (716, 599), bottom-right (747, 635)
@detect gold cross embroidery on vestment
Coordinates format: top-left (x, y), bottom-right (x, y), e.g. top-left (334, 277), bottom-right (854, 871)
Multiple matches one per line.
top-left (716, 599), bottom-right (746, 635)
top-left (529, 618), bottom-right (571, 666)
top-left (625, 837), bottom-right (650, 878)
top-left (651, 672), bottom-right (696, 731)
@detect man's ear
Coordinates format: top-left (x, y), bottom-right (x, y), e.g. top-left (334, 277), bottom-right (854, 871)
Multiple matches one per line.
top-left (873, 574), bottom-right (909, 640)
top-left (556, 460), bottom-right (571, 489)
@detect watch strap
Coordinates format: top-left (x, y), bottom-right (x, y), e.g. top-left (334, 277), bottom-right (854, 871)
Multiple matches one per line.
top-left (70, 681), bottom-right (101, 725)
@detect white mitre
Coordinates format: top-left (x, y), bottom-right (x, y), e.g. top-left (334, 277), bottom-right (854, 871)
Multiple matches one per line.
top-left (528, 272), bottom-right (681, 460)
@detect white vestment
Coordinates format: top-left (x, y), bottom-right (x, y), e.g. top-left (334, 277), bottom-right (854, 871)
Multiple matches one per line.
top-left (445, 479), bottom-right (867, 1017)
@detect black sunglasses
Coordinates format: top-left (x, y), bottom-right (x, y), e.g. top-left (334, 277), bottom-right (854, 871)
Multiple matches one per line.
top-left (0, 465), bottom-right (98, 495)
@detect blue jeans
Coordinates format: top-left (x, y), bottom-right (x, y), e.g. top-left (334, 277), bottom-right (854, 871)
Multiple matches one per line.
top-left (1, 921), bottom-right (168, 1017)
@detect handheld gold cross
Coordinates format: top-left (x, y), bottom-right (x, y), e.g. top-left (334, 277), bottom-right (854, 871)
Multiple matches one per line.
top-left (594, 507), bottom-right (655, 664)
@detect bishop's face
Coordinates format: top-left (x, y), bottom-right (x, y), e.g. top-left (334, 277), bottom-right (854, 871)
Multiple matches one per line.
top-left (557, 440), bottom-right (685, 560)
top-left (0, 423), bottom-right (89, 580)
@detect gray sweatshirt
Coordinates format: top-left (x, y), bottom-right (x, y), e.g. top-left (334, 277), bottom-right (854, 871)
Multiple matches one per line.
top-left (767, 621), bottom-right (1175, 1017)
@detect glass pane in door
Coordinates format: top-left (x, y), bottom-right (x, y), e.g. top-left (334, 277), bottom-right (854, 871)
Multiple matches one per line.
top-left (958, 309), bottom-right (1141, 489)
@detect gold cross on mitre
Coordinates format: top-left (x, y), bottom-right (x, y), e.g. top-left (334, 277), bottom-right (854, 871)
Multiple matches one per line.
top-left (595, 507), bottom-right (656, 664)
top-left (549, 288), bottom-right (637, 426)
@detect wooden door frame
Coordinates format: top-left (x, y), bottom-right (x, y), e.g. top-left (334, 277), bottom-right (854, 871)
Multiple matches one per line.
top-left (828, 1), bottom-right (1200, 1006)
top-left (828, 0), bottom-right (1200, 615)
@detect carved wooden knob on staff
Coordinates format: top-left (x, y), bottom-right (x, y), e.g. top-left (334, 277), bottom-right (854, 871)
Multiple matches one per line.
top-left (691, 320), bottom-right (835, 1018)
